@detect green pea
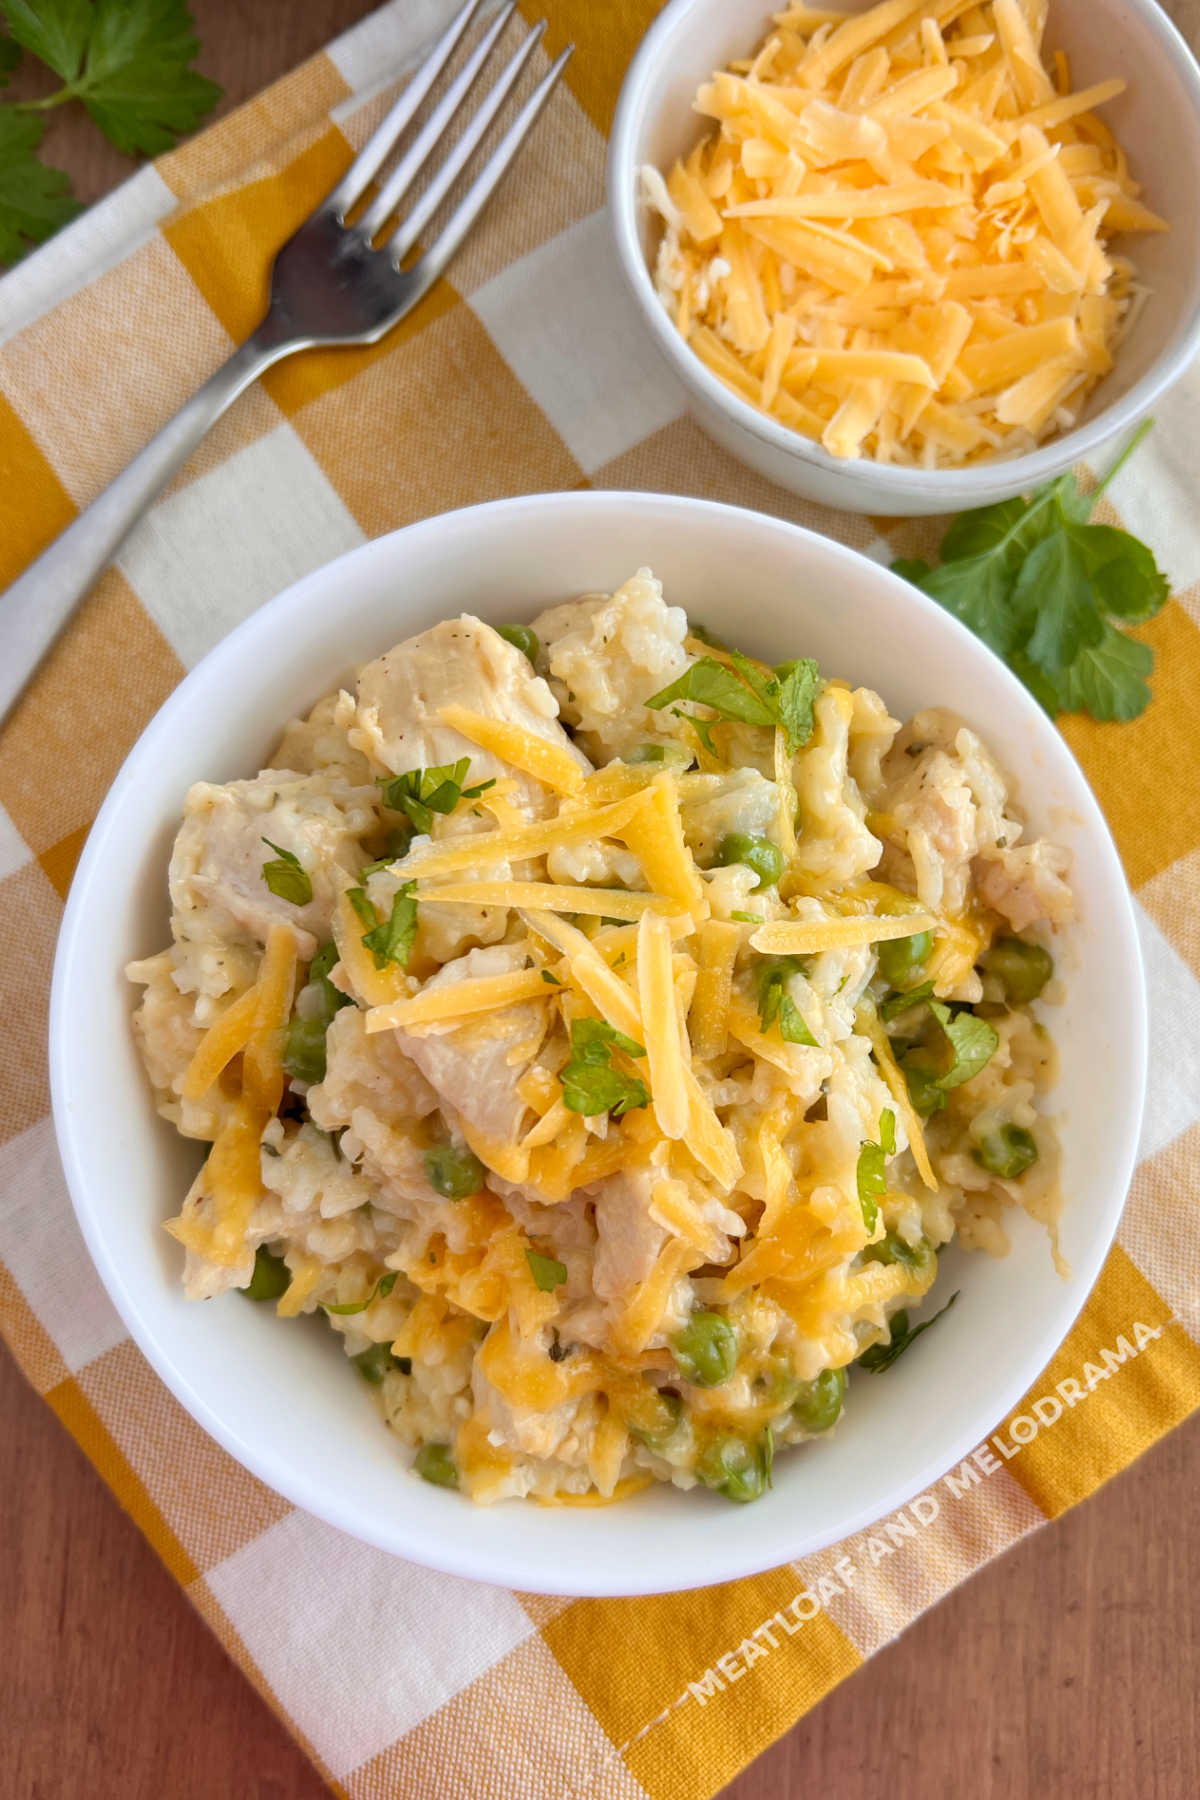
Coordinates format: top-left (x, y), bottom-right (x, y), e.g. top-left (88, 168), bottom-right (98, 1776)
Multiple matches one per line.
top-left (244, 1245), bottom-right (289, 1301)
top-left (695, 1431), bottom-right (772, 1503)
top-left (790, 1366), bottom-right (846, 1434)
top-left (864, 1233), bottom-right (936, 1279)
top-left (282, 1014), bottom-right (329, 1085)
top-left (983, 937), bottom-right (1053, 1005)
top-left (902, 1055), bottom-right (948, 1119)
top-left (973, 1123), bottom-right (1039, 1179)
top-left (424, 1143), bottom-right (485, 1200)
top-left (496, 624), bottom-right (539, 665)
top-left (673, 1311), bottom-right (738, 1387)
top-left (876, 930), bottom-right (933, 986)
top-left (352, 1342), bottom-right (411, 1384)
top-left (626, 1388), bottom-right (683, 1450)
top-left (715, 833), bottom-right (785, 891)
top-left (414, 1442), bottom-right (459, 1488)
top-left (282, 942), bottom-right (352, 1084)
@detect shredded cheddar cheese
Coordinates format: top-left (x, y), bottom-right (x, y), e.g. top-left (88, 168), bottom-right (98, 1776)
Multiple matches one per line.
top-left (646, 0), bottom-right (1164, 465)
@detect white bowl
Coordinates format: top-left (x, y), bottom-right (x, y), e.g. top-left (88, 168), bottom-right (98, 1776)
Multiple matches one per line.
top-left (51, 492), bottom-right (1146, 1595)
top-left (608, 0), bottom-right (1200, 514)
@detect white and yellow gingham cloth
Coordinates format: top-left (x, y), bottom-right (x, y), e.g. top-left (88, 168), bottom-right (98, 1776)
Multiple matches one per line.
top-left (2, 4), bottom-right (1200, 1795)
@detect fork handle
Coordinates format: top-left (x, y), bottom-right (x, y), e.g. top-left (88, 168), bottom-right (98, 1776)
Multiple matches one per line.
top-left (0, 325), bottom-right (292, 725)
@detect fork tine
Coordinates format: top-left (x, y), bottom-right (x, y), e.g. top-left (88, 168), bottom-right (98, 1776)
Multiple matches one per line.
top-left (395, 43), bottom-right (573, 302)
top-left (357, 1), bottom-right (519, 241)
top-left (326, 0), bottom-right (483, 217)
top-left (389, 19), bottom-right (545, 263)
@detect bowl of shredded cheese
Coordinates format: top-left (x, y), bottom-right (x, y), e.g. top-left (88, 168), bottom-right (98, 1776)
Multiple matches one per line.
top-left (51, 491), bottom-right (1145, 1593)
top-left (609, 0), bottom-right (1200, 511)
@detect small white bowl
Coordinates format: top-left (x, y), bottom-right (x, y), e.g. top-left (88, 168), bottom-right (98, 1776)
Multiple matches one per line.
top-left (609, 0), bottom-right (1200, 513)
top-left (51, 492), bottom-right (1146, 1595)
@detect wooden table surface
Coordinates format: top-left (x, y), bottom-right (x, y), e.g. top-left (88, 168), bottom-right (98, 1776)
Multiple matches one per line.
top-left (4, 5), bottom-right (1199, 1797)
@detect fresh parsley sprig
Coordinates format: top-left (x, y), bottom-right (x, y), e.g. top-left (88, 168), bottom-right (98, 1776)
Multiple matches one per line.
top-left (893, 423), bottom-right (1168, 723)
top-left (0, 0), bottom-right (221, 265)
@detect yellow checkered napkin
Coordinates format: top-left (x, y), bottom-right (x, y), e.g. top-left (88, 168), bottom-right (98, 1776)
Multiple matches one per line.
top-left (2, 3), bottom-right (1200, 1793)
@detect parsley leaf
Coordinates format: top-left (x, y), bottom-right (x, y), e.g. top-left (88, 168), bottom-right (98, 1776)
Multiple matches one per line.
top-left (858, 1291), bottom-right (959, 1372)
top-left (525, 1248), bottom-right (567, 1292)
top-left (0, 108), bottom-right (79, 262)
top-left (648, 656), bottom-right (777, 729)
top-left (559, 1017), bottom-right (649, 1119)
top-left (892, 424), bottom-right (1167, 722)
top-left (775, 658), bottom-right (821, 751)
top-left (879, 979), bottom-right (936, 1022)
top-left (882, 986), bottom-right (999, 1089)
top-left (261, 838), bottom-right (312, 907)
top-left (647, 647), bottom-right (822, 753)
top-left (352, 882), bottom-right (418, 971)
top-left (756, 956), bottom-right (817, 1045)
top-left (380, 758), bottom-right (475, 834)
top-left (322, 1270), bottom-right (398, 1316)
top-left (5, 0), bottom-right (222, 157)
top-left (0, 33), bottom-right (22, 81)
top-left (928, 1001), bottom-right (999, 1090)
top-left (856, 1107), bottom-right (895, 1232)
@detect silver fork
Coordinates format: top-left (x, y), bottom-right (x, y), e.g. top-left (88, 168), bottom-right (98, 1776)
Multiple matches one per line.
top-left (0, 0), bottom-right (571, 724)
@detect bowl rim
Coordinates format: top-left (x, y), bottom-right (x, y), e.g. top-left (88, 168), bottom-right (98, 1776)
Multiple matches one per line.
top-left (49, 489), bottom-right (1148, 1592)
top-left (607, 0), bottom-right (1200, 503)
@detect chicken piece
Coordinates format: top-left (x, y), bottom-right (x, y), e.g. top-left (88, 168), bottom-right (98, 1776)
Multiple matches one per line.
top-left (169, 769), bottom-right (377, 964)
top-left (974, 842), bottom-right (1073, 932)
top-left (388, 945), bottom-right (547, 1148)
top-left (878, 709), bottom-right (1072, 927)
top-left (308, 1005), bottom-right (438, 1134)
top-left (351, 615), bottom-right (588, 814)
top-left (531, 570), bottom-right (693, 762)
top-left (587, 1169), bottom-right (667, 1301)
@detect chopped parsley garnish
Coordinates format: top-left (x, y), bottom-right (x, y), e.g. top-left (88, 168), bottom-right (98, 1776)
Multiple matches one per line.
top-left (856, 1107), bottom-right (896, 1232)
top-left (379, 758), bottom-right (492, 833)
top-left (261, 838), bottom-right (312, 907)
top-left (928, 1001), bottom-right (999, 1089)
top-left (858, 1292), bottom-right (960, 1372)
top-left (541, 969), bottom-right (562, 985)
top-left (883, 990), bottom-right (999, 1089)
top-left (756, 956), bottom-right (818, 1046)
top-left (646, 650), bottom-right (821, 754)
top-left (892, 424), bottom-right (1167, 722)
top-left (730, 911), bottom-right (763, 924)
top-left (879, 979), bottom-right (936, 1022)
top-left (346, 883), bottom-right (418, 970)
top-left (559, 1017), bottom-right (649, 1119)
top-left (322, 1270), bottom-right (398, 1316)
top-left (525, 1248), bottom-right (568, 1292)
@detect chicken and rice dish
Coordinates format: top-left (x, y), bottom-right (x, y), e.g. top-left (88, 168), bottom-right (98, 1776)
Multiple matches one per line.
top-left (128, 570), bottom-right (1071, 1505)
